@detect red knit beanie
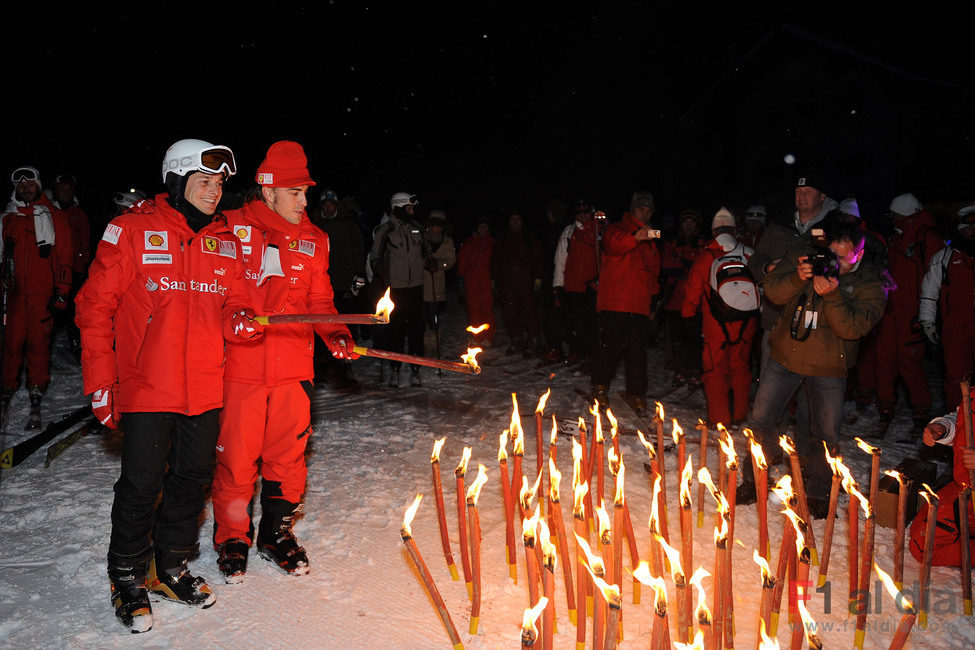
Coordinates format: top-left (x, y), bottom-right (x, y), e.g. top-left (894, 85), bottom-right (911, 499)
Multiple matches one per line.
top-left (255, 141), bottom-right (316, 188)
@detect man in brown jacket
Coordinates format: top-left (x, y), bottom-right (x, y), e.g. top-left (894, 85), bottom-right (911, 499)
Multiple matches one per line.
top-left (739, 213), bottom-right (886, 515)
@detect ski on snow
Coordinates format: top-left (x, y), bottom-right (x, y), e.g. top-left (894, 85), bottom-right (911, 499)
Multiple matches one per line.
top-left (45, 418), bottom-right (101, 467)
top-left (0, 405), bottom-right (93, 469)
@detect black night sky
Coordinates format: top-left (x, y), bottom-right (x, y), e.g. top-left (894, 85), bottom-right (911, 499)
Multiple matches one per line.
top-left (5, 3), bottom-right (973, 236)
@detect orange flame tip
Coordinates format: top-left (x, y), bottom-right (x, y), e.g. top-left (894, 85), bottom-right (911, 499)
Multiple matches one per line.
top-left (401, 494), bottom-right (423, 537)
top-left (374, 287), bottom-right (394, 321)
top-left (595, 504), bottom-right (612, 539)
top-left (431, 437), bottom-right (446, 463)
top-left (672, 417), bottom-right (684, 444)
top-left (656, 533), bottom-right (686, 582)
top-left (549, 459), bottom-right (562, 501)
top-left (854, 436), bottom-right (881, 455)
top-left (455, 446), bottom-right (472, 475)
top-left (874, 562), bottom-right (915, 613)
top-left (535, 388), bottom-right (550, 414)
top-left (538, 519), bottom-right (557, 564)
top-left (753, 549), bottom-right (773, 580)
top-left (749, 435), bottom-right (768, 470)
top-left (573, 532), bottom-right (605, 575)
top-left (636, 428), bottom-right (656, 459)
top-left (521, 596), bottom-right (548, 634)
top-left (573, 482), bottom-right (589, 515)
top-left (654, 401), bottom-right (664, 421)
top-left (466, 464), bottom-right (489, 504)
top-left (498, 431), bottom-right (508, 462)
top-left (680, 457), bottom-right (694, 506)
top-left (466, 323), bottom-right (489, 335)
top-left (778, 434), bottom-right (796, 455)
top-left (460, 347), bottom-right (481, 369)
top-left (549, 414), bottom-right (558, 446)
top-left (613, 459), bottom-right (626, 506)
top-left (523, 505), bottom-right (540, 541)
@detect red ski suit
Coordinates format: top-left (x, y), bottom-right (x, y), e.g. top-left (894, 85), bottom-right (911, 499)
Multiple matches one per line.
top-left (75, 194), bottom-right (249, 413)
top-left (2, 194), bottom-right (73, 390)
top-left (595, 213), bottom-right (661, 316)
top-left (875, 211), bottom-right (943, 411)
top-left (682, 239), bottom-right (758, 426)
top-left (456, 232), bottom-right (495, 344)
top-left (910, 388), bottom-right (975, 567)
top-left (212, 200), bottom-right (351, 545)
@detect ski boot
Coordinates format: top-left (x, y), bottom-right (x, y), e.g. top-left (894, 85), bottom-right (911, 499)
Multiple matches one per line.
top-left (25, 385), bottom-right (43, 431)
top-left (257, 502), bottom-right (310, 576)
top-left (409, 365), bottom-right (422, 387)
top-left (147, 552), bottom-right (216, 608)
top-left (108, 548), bottom-right (153, 633)
top-left (216, 539), bottom-right (250, 584)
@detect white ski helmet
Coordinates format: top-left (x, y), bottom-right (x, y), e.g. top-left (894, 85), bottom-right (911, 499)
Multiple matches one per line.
top-left (390, 191), bottom-right (418, 210)
top-left (161, 139), bottom-right (237, 182)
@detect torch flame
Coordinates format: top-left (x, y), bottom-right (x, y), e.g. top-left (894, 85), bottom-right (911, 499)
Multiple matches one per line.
top-left (778, 434), bottom-right (796, 455)
top-left (549, 458), bottom-right (562, 502)
top-left (748, 431), bottom-right (767, 470)
top-left (549, 414), bottom-right (558, 446)
top-left (521, 596), bottom-right (548, 638)
top-left (523, 505), bottom-right (540, 543)
top-left (850, 483), bottom-right (871, 518)
top-left (649, 474), bottom-right (663, 533)
top-left (374, 287), bottom-right (394, 321)
top-left (460, 347), bottom-right (482, 371)
top-left (680, 457), bottom-right (693, 507)
top-left (606, 408), bottom-right (618, 438)
top-left (636, 428), bottom-right (656, 460)
top-left (466, 463), bottom-right (488, 505)
top-left (855, 436), bottom-right (881, 456)
top-left (656, 533), bottom-right (686, 583)
top-left (875, 562), bottom-right (915, 613)
top-left (883, 469), bottom-right (907, 486)
top-left (431, 437), bottom-right (445, 463)
top-left (796, 597), bottom-right (822, 648)
top-left (455, 446), bottom-right (472, 476)
top-left (466, 323), bottom-right (489, 335)
top-left (573, 532), bottom-right (605, 576)
top-left (823, 442), bottom-right (842, 475)
top-left (538, 518), bottom-right (557, 566)
top-left (498, 431), bottom-right (508, 462)
top-left (675, 630), bottom-right (707, 650)
top-left (535, 388), bottom-right (550, 414)
top-left (596, 504), bottom-right (612, 542)
top-left (771, 474), bottom-right (794, 504)
top-left (613, 458), bottom-right (626, 507)
top-left (510, 394), bottom-right (525, 451)
top-left (698, 467), bottom-right (729, 513)
top-left (672, 417), bottom-right (684, 444)
top-left (590, 404), bottom-right (604, 444)
top-left (758, 619), bottom-right (780, 649)
top-left (607, 447), bottom-right (621, 477)
top-left (583, 560), bottom-right (621, 606)
top-left (571, 438), bottom-right (583, 488)
top-left (719, 429), bottom-right (738, 469)
top-left (920, 483), bottom-right (939, 507)
top-left (573, 481), bottom-right (589, 516)
top-left (782, 506), bottom-right (808, 558)
top-left (654, 401), bottom-right (664, 422)
top-left (401, 493), bottom-right (423, 537)
top-left (753, 548), bottom-right (774, 583)
top-left (689, 567), bottom-right (712, 623)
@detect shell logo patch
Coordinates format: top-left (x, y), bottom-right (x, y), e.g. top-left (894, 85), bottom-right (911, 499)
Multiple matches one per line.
top-left (233, 225), bottom-right (251, 242)
top-left (144, 230), bottom-right (168, 250)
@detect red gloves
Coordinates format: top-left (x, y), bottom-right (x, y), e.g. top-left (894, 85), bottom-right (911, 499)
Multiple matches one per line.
top-left (230, 308), bottom-right (264, 340)
top-left (92, 385), bottom-right (119, 429)
top-left (326, 330), bottom-right (359, 359)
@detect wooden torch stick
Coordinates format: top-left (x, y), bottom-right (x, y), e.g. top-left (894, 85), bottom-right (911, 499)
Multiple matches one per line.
top-left (918, 484), bottom-right (939, 628)
top-left (466, 465), bottom-right (488, 635)
top-left (548, 459), bottom-right (576, 625)
top-left (352, 345), bottom-right (480, 374)
top-left (430, 438), bottom-right (458, 580)
top-left (499, 432), bottom-right (518, 581)
top-left (454, 447), bottom-right (473, 599)
top-left (696, 419), bottom-right (710, 528)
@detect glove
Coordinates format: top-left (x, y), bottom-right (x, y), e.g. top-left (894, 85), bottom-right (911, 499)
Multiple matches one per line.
top-left (921, 321), bottom-right (940, 345)
top-left (92, 385), bottom-right (119, 430)
top-left (552, 286), bottom-right (564, 308)
top-left (350, 275), bottom-right (367, 297)
top-left (326, 330), bottom-right (359, 359)
top-left (230, 308), bottom-right (264, 340)
top-left (48, 292), bottom-right (68, 312)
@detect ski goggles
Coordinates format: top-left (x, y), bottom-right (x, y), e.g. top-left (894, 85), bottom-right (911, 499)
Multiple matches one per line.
top-left (55, 174), bottom-right (77, 185)
top-left (11, 167), bottom-right (40, 184)
top-left (170, 145), bottom-right (237, 178)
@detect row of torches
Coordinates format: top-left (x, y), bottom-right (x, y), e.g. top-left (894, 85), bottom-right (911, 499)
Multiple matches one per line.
top-left (400, 390), bottom-right (945, 649)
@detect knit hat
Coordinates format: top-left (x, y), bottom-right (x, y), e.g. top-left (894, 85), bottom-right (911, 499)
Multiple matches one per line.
top-left (256, 141), bottom-right (316, 188)
top-left (711, 207), bottom-right (736, 231)
top-left (630, 191), bottom-right (654, 211)
top-left (744, 204), bottom-right (766, 222)
top-left (889, 193), bottom-right (921, 217)
top-left (796, 176), bottom-right (823, 193)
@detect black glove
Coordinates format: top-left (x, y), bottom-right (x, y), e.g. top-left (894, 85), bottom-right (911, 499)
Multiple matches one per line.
top-left (48, 292), bottom-right (68, 312)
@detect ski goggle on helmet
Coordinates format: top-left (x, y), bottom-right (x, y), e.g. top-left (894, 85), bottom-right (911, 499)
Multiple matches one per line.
top-left (11, 166), bottom-right (40, 184)
top-left (161, 139), bottom-right (237, 182)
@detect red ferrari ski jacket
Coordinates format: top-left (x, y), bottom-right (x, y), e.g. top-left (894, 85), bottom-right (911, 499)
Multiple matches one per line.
top-left (76, 195), bottom-right (249, 414)
top-left (595, 212), bottom-right (661, 316)
top-left (222, 200), bottom-right (349, 386)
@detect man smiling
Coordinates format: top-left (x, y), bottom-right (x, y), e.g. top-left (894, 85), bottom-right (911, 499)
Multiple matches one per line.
top-left (212, 141), bottom-right (356, 583)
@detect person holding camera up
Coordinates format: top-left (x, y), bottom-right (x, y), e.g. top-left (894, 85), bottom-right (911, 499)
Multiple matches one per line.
top-left (738, 212), bottom-right (886, 514)
top-left (590, 191), bottom-right (661, 412)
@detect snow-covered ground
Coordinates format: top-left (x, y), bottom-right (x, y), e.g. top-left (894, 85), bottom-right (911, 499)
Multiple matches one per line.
top-left (0, 297), bottom-right (970, 649)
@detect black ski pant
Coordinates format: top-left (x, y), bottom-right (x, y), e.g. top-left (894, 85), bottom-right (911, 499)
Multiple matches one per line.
top-left (591, 310), bottom-right (649, 396)
top-left (109, 410), bottom-right (220, 565)
top-left (385, 286), bottom-right (424, 370)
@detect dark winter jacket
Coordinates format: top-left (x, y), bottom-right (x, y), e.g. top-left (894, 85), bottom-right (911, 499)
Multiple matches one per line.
top-left (319, 212), bottom-right (366, 296)
top-left (491, 228), bottom-right (542, 289)
top-left (368, 212), bottom-right (431, 289)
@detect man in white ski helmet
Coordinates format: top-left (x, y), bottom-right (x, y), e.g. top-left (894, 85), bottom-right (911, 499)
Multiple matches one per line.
top-left (76, 138), bottom-right (257, 633)
top-left (368, 191), bottom-right (431, 386)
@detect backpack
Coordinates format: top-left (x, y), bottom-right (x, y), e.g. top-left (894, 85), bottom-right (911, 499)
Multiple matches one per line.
top-left (705, 247), bottom-right (760, 322)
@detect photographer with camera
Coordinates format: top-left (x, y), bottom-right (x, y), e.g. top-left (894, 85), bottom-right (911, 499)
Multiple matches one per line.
top-left (590, 191), bottom-right (661, 412)
top-left (738, 212), bottom-right (886, 515)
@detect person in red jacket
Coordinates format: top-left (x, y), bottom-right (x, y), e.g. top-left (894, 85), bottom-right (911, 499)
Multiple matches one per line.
top-left (211, 141), bottom-right (357, 583)
top-left (658, 209), bottom-right (705, 386)
top-left (873, 193), bottom-right (944, 438)
top-left (553, 200), bottom-right (601, 366)
top-left (682, 208), bottom-right (759, 427)
top-left (1, 165), bottom-right (72, 430)
top-left (591, 191), bottom-right (661, 411)
top-left (76, 138), bottom-right (252, 633)
top-left (457, 216), bottom-right (495, 346)
top-left (50, 173), bottom-right (90, 358)
top-left (911, 386), bottom-right (975, 567)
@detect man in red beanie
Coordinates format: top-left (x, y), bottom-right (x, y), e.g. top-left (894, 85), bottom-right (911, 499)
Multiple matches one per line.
top-left (212, 141), bottom-right (357, 583)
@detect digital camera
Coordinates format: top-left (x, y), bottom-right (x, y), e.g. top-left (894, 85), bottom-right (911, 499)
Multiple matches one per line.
top-left (809, 228), bottom-right (840, 278)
